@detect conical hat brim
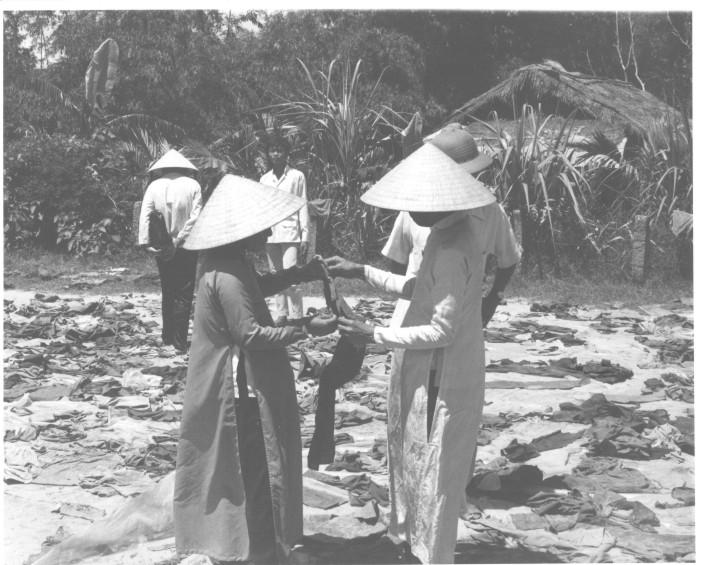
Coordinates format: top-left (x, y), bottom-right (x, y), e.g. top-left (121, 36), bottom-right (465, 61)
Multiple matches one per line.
top-left (148, 149), bottom-right (198, 172)
top-left (459, 153), bottom-right (494, 174)
top-left (361, 144), bottom-right (496, 212)
top-left (183, 175), bottom-right (304, 250)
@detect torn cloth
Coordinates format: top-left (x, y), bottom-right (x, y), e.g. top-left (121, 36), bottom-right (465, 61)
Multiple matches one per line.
top-left (307, 267), bottom-right (366, 470)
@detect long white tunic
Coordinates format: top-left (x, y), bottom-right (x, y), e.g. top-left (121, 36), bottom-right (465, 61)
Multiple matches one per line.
top-left (365, 206), bottom-right (520, 564)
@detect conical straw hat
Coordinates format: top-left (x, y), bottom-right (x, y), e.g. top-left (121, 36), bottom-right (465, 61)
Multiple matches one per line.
top-left (361, 143), bottom-right (496, 212)
top-left (147, 149), bottom-right (198, 172)
top-left (183, 175), bottom-right (304, 250)
top-left (424, 123), bottom-right (494, 174)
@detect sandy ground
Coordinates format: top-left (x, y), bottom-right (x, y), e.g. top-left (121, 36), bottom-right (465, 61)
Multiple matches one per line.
top-left (3, 289), bottom-right (695, 564)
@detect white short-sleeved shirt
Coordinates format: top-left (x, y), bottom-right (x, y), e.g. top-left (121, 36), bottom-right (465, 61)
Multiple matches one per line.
top-left (261, 166), bottom-right (309, 243)
top-left (382, 211), bottom-right (431, 278)
top-left (381, 204), bottom-right (520, 328)
top-left (138, 173), bottom-right (202, 246)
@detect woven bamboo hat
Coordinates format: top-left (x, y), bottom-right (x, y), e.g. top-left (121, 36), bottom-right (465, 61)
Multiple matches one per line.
top-left (147, 149), bottom-right (198, 172)
top-left (183, 174), bottom-right (304, 250)
top-left (424, 122), bottom-right (494, 174)
top-left (360, 143), bottom-right (496, 212)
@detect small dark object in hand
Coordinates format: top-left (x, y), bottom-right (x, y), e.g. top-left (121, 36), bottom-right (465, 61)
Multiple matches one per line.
top-left (148, 211), bottom-right (174, 253)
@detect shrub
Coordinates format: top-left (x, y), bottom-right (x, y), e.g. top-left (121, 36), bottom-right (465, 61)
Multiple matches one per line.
top-left (4, 132), bottom-right (141, 252)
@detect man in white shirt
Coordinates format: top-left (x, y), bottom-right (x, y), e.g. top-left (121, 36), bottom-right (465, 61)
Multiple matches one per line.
top-left (261, 135), bottom-right (310, 324)
top-left (383, 123), bottom-right (520, 330)
top-left (138, 149), bottom-right (202, 352)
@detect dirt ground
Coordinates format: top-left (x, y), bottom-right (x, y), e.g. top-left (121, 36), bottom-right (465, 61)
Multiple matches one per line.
top-left (3, 277), bottom-right (694, 564)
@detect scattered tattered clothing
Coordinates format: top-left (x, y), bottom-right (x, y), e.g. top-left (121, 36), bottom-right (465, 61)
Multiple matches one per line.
top-left (468, 464), bottom-right (545, 503)
top-left (486, 358), bottom-right (633, 384)
top-left (501, 439), bottom-right (539, 462)
top-left (635, 336), bottom-right (693, 363)
top-left (529, 301), bottom-right (581, 319)
top-left (174, 252), bottom-right (303, 563)
top-left (508, 320), bottom-right (586, 345)
top-left (670, 416), bottom-right (694, 454)
top-left (529, 430), bottom-right (584, 452)
top-left (563, 457), bottom-right (652, 493)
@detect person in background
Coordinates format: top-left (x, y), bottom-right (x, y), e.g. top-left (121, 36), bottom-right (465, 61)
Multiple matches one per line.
top-left (382, 123), bottom-right (520, 329)
top-left (325, 139), bottom-right (520, 564)
top-left (138, 149), bottom-right (202, 352)
top-left (261, 135), bottom-right (310, 325)
top-left (174, 174), bottom-right (335, 565)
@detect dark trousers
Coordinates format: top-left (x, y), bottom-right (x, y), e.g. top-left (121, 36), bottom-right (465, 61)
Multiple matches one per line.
top-left (155, 248), bottom-right (197, 351)
top-left (235, 360), bottom-right (278, 565)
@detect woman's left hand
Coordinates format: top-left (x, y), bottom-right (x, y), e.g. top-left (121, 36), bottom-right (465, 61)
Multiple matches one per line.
top-left (338, 316), bottom-right (375, 345)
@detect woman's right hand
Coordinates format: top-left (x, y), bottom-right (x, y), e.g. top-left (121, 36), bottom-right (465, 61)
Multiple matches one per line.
top-left (324, 256), bottom-right (364, 279)
top-left (305, 315), bottom-right (338, 336)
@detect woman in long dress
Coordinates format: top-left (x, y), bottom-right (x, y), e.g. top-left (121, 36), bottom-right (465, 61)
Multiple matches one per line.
top-left (174, 175), bottom-right (336, 564)
top-left (326, 142), bottom-right (519, 564)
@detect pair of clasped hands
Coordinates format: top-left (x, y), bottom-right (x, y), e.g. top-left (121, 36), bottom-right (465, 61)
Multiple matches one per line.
top-left (301, 256), bottom-right (375, 345)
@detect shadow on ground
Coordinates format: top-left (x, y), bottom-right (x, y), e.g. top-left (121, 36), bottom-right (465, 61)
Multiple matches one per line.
top-left (292, 536), bottom-right (562, 564)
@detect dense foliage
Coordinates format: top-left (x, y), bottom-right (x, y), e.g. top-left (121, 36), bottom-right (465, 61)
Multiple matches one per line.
top-left (3, 10), bottom-right (692, 275)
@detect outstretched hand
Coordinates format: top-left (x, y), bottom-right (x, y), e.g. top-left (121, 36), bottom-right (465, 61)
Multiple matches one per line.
top-left (337, 316), bottom-right (375, 345)
top-left (324, 256), bottom-right (364, 279)
top-left (306, 314), bottom-right (338, 336)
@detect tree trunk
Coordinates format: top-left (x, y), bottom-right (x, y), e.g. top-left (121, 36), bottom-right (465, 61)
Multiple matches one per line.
top-left (133, 200), bottom-right (142, 246)
top-left (38, 202), bottom-right (57, 250)
top-left (631, 215), bottom-right (650, 282)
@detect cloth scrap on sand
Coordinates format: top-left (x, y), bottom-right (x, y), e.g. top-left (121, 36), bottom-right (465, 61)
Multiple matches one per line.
top-left (486, 358), bottom-right (633, 384)
top-left (30, 472), bottom-right (174, 565)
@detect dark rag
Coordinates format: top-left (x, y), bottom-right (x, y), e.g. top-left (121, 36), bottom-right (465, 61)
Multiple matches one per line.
top-left (148, 210), bottom-right (174, 252)
top-left (307, 264), bottom-right (366, 469)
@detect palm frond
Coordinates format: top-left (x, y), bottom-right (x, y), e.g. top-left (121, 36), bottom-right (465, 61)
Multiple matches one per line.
top-left (105, 114), bottom-right (187, 144)
top-left (11, 76), bottom-right (83, 117)
top-left (569, 129), bottom-right (621, 162)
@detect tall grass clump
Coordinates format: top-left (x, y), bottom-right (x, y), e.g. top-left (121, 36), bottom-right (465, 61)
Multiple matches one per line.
top-left (268, 58), bottom-right (409, 260)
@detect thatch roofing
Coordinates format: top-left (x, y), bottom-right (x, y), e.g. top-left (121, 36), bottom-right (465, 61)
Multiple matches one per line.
top-left (448, 61), bottom-right (684, 138)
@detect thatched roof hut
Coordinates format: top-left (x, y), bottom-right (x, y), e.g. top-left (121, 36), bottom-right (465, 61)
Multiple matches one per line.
top-left (448, 61), bottom-right (684, 144)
